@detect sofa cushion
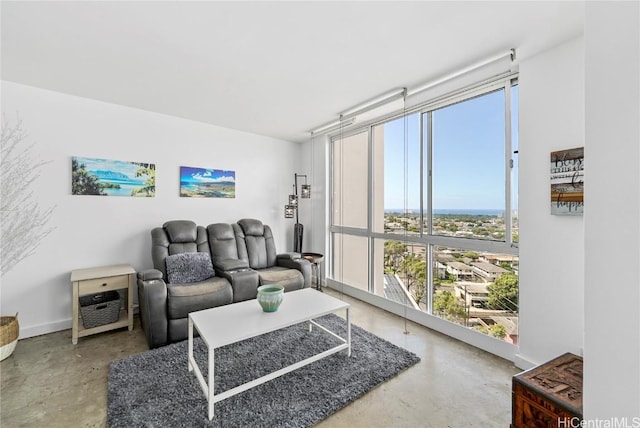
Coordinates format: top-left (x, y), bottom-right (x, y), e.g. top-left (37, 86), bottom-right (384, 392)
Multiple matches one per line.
top-left (214, 258), bottom-right (249, 272)
top-left (256, 267), bottom-right (304, 292)
top-left (244, 236), bottom-right (269, 269)
top-left (207, 223), bottom-right (241, 262)
top-left (165, 252), bottom-right (215, 284)
top-left (166, 277), bottom-right (233, 319)
top-left (208, 222), bottom-right (235, 240)
top-left (238, 218), bottom-right (264, 236)
top-left (164, 220), bottom-right (197, 243)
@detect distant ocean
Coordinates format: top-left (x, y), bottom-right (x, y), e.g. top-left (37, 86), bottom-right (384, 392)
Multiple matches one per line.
top-left (385, 208), bottom-right (504, 216)
top-left (434, 208), bottom-right (504, 216)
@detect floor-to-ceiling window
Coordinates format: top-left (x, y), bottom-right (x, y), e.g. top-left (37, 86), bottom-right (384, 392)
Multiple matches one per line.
top-left (331, 130), bottom-right (370, 292)
top-left (330, 78), bottom-right (519, 344)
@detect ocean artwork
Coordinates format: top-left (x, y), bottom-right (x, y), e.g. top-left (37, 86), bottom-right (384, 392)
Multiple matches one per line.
top-left (71, 157), bottom-right (155, 197)
top-left (180, 166), bottom-right (235, 198)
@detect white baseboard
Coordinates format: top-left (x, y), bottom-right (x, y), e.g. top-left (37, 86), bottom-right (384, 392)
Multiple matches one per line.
top-left (513, 353), bottom-right (537, 370)
top-left (19, 306), bottom-right (140, 340)
top-left (20, 319), bottom-right (72, 339)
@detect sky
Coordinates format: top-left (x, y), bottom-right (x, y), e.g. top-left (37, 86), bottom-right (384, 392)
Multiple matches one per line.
top-left (75, 156), bottom-right (143, 178)
top-left (180, 166), bottom-right (236, 184)
top-left (383, 86), bottom-right (518, 212)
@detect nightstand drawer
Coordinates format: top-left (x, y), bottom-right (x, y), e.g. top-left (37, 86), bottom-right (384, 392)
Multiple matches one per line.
top-left (80, 274), bottom-right (129, 294)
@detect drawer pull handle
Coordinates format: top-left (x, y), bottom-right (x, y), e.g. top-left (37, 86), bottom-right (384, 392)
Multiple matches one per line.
top-left (102, 283), bottom-right (108, 287)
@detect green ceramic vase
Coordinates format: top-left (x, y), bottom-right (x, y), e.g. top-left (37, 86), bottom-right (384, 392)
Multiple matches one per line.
top-left (257, 285), bottom-right (284, 312)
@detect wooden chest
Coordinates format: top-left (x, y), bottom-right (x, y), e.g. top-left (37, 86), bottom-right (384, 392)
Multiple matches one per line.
top-left (511, 352), bottom-right (583, 428)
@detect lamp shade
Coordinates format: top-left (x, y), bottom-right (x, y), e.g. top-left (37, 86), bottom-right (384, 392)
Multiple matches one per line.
top-left (284, 205), bottom-right (295, 219)
top-left (300, 184), bottom-right (311, 198)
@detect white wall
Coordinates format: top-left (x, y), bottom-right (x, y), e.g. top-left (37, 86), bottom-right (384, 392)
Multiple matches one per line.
top-left (0, 81), bottom-right (301, 338)
top-left (516, 36), bottom-right (585, 368)
top-left (584, 1), bottom-right (640, 419)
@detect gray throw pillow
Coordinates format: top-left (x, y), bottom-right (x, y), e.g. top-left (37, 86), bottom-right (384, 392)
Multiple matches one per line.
top-left (165, 252), bottom-right (215, 284)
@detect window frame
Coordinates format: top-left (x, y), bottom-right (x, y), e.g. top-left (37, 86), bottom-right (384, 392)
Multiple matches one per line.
top-left (327, 73), bottom-right (520, 360)
top-left (329, 77), bottom-right (519, 242)
top-left (330, 76), bottom-right (518, 299)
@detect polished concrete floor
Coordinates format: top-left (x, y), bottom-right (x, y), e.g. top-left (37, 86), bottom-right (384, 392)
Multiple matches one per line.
top-left (1, 289), bottom-right (520, 427)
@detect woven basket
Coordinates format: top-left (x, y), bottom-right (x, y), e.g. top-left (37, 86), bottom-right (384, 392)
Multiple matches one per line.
top-left (0, 313), bottom-right (19, 361)
top-left (80, 292), bottom-right (120, 329)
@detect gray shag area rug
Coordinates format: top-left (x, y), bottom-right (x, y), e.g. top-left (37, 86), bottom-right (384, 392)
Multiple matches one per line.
top-left (108, 314), bottom-right (420, 427)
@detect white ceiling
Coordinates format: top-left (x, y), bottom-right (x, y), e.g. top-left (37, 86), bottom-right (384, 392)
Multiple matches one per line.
top-left (1, 1), bottom-right (584, 143)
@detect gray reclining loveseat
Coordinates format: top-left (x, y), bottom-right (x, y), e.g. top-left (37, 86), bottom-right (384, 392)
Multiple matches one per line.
top-left (137, 218), bottom-right (311, 348)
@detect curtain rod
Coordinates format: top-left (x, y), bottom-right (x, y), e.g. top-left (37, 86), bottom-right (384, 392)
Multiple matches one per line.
top-left (339, 87), bottom-right (406, 119)
top-left (406, 48), bottom-right (515, 96)
top-left (309, 117), bottom-right (356, 135)
top-left (308, 48), bottom-right (515, 135)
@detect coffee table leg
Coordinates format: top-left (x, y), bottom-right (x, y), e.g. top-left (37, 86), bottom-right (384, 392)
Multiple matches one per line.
top-left (346, 307), bottom-right (351, 357)
top-left (208, 348), bottom-right (215, 420)
top-left (188, 317), bottom-right (193, 372)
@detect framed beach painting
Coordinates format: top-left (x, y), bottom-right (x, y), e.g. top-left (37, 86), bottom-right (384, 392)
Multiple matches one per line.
top-left (72, 157), bottom-right (155, 197)
top-left (550, 147), bottom-right (584, 215)
top-left (180, 166), bottom-right (236, 198)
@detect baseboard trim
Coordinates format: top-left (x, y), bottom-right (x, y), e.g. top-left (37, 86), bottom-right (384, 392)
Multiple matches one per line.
top-left (20, 319), bottom-right (72, 339)
top-left (18, 305), bottom-right (140, 340)
top-left (513, 353), bottom-right (538, 370)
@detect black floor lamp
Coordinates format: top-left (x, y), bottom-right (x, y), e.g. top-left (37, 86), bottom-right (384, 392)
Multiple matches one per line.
top-left (284, 173), bottom-right (310, 253)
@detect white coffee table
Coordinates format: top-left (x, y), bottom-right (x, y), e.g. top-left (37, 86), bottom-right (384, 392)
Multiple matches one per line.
top-left (188, 288), bottom-right (351, 420)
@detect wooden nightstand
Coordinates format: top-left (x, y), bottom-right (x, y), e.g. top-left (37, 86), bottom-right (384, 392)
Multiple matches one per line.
top-left (70, 264), bottom-right (135, 344)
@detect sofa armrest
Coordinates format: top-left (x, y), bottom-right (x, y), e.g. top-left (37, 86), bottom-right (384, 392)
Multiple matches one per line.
top-left (213, 258), bottom-right (249, 272)
top-left (137, 270), bottom-right (169, 348)
top-left (138, 268), bottom-right (163, 281)
top-left (217, 269), bottom-right (260, 302)
top-left (276, 252), bottom-right (302, 262)
top-left (276, 256), bottom-right (312, 289)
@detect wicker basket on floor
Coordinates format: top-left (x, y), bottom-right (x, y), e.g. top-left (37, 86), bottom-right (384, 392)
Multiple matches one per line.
top-left (0, 313), bottom-right (19, 361)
